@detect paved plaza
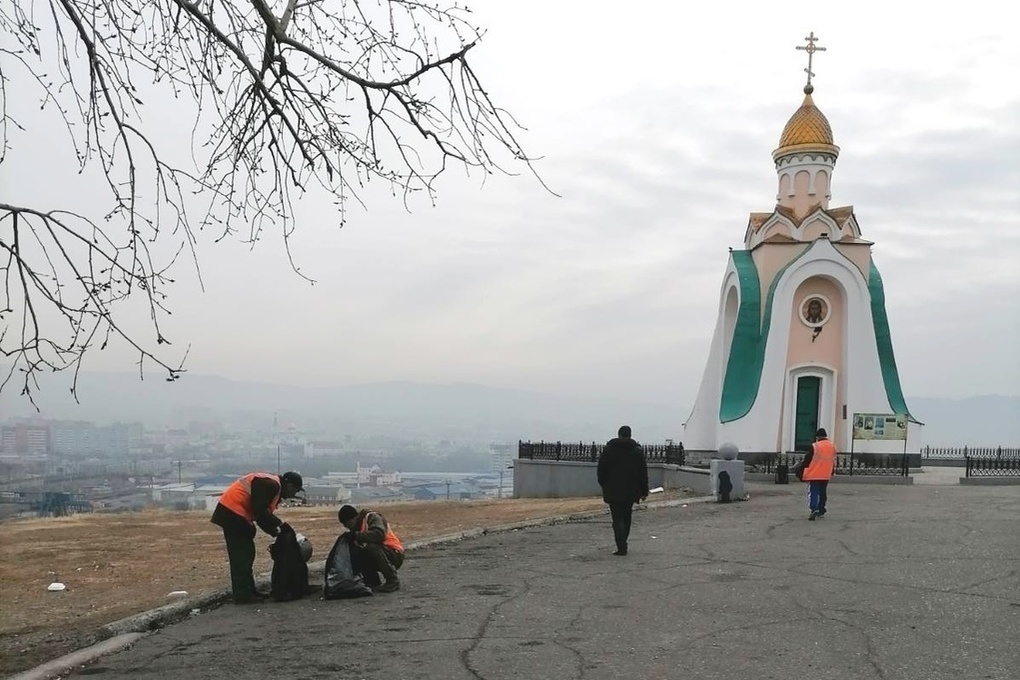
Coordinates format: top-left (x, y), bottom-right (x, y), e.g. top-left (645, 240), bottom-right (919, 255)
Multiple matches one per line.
top-left (55, 481), bottom-right (1020, 680)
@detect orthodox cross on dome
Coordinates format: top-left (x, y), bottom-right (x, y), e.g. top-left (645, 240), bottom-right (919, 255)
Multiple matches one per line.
top-left (796, 31), bottom-right (826, 94)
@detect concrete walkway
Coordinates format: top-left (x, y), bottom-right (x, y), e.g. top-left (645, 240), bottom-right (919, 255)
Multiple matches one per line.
top-left (48, 483), bottom-right (1020, 680)
top-left (913, 465), bottom-right (966, 485)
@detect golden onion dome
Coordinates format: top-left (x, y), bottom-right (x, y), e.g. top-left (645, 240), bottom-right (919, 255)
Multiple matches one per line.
top-left (773, 85), bottom-right (839, 162)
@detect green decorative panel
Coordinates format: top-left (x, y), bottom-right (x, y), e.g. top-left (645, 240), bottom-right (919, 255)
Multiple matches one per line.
top-left (868, 260), bottom-right (911, 417)
top-left (720, 248), bottom-right (808, 423)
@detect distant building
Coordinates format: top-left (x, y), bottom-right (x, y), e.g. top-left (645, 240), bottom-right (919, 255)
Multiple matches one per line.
top-left (490, 442), bottom-right (513, 473)
top-left (350, 486), bottom-right (408, 505)
top-left (357, 463), bottom-right (401, 487)
top-left (412, 482), bottom-right (483, 501)
top-left (1, 422), bottom-right (50, 454)
top-left (305, 441), bottom-right (343, 458)
top-left (304, 483), bottom-right (352, 506)
top-left (50, 421), bottom-right (142, 456)
top-left (188, 420), bottom-right (224, 439)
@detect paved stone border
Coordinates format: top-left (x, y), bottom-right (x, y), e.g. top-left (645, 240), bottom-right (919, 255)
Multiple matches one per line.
top-left (745, 472), bottom-right (914, 485)
top-left (6, 634), bottom-right (145, 680)
top-left (960, 477), bottom-right (1020, 486)
top-left (8, 495), bottom-right (715, 680)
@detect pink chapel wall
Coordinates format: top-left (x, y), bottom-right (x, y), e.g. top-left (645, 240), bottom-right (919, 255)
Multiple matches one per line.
top-left (750, 243), bottom-right (809, 310)
top-left (779, 170), bottom-right (816, 218)
top-left (778, 173), bottom-right (792, 198)
top-left (801, 218), bottom-right (831, 241)
top-left (784, 276), bottom-right (847, 445)
top-left (833, 243), bottom-right (872, 278)
top-left (761, 222), bottom-right (792, 241)
top-left (815, 169), bottom-right (830, 203)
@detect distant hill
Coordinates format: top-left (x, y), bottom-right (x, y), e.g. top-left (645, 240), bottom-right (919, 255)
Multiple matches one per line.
top-left (0, 371), bottom-right (681, 442)
top-left (1, 371), bottom-right (1016, 447)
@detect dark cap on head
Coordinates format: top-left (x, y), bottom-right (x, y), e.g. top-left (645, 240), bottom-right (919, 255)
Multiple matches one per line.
top-left (281, 471), bottom-right (303, 491)
top-left (338, 504), bottom-right (359, 524)
top-left (618, 425), bottom-right (632, 438)
top-left (815, 428), bottom-right (828, 438)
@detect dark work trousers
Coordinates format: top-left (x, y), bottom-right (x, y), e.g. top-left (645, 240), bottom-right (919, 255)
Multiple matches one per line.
top-left (807, 480), bottom-right (829, 512)
top-left (222, 524), bottom-right (257, 600)
top-left (352, 543), bottom-right (404, 586)
top-left (608, 502), bottom-right (634, 552)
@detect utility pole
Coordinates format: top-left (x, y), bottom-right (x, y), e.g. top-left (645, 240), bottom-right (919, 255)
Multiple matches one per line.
top-left (177, 460), bottom-right (182, 485)
top-left (445, 479), bottom-right (451, 501)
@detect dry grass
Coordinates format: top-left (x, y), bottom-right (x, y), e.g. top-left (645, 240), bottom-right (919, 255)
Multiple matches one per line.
top-left (0, 494), bottom-right (691, 675)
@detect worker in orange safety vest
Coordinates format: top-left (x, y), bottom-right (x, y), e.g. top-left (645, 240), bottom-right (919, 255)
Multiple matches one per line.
top-left (800, 429), bottom-right (836, 520)
top-left (337, 504), bottom-right (404, 592)
top-left (211, 471), bottom-right (303, 603)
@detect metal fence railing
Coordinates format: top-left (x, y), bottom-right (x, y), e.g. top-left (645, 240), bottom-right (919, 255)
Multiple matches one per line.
top-left (518, 441), bottom-right (1018, 479)
top-left (923, 446), bottom-right (1020, 459)
top-left (754, 452), bottom-right (908, 477)
top-left (965, 456), bottom-right (1020, 478)
top-left (517, 441), bottom-right (686, 466)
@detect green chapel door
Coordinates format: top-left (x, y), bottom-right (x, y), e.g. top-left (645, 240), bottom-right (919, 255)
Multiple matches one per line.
top-left (794, 376), bottom-right (821, 452)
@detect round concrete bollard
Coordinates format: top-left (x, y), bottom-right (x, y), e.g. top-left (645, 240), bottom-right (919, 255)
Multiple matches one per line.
top-left (718, 442), bottom-right (739, 461)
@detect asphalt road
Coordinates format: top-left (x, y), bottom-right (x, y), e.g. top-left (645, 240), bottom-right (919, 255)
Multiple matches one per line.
top-left (63, 482), bottom-right (1019, 680)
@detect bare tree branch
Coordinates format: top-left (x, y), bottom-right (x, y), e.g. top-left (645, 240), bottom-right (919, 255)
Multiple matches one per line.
top-left (0, 0), bottom-right (538, 402)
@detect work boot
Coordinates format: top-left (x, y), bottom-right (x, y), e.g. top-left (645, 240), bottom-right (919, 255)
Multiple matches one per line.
top-left (808, 511), bottom-right (818, 521)
top-left (377, 577), bottom-right (401, 593)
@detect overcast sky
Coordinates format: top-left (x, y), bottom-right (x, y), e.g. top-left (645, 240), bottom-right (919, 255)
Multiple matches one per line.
top-left (3, 0), bottom-right (1018, 411)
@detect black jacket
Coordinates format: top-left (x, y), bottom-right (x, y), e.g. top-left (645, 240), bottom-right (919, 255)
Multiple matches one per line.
top-left (597, 437), bottom-right (649, 504)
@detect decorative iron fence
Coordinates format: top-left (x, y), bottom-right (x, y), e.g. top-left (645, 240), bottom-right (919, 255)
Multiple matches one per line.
top-left (923, 446), bottom-right (1020, 459)
top-left (965, 456), bottom-right (1020, 477)
top-left (755, 452), bottom-right (908, 477)
top-left (517, 440), bottom-right (686, 466)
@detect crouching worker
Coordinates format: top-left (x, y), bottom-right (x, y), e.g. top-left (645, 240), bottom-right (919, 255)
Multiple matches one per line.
top-left (211, 471), bottom-right (304, 604)
top-left (337, 504), bottom-right (404, 593)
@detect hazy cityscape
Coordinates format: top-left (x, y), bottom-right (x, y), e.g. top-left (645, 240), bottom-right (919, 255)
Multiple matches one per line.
top-left (2, 368), bottom-right (1016, 520)
top-left (0, 408), bottom-right (517, 520)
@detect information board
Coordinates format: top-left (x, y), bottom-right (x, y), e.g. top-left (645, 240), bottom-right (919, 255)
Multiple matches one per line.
top-left (852, 413), bottom-right (908, 441)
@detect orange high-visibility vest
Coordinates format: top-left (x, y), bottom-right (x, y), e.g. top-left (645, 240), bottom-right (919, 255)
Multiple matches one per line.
top-left (359, 512), bottom-right (404, 553)
top-left (803, 439), bottom-right (836, 481)
top-left (218, 472), bottom-right (280, 522)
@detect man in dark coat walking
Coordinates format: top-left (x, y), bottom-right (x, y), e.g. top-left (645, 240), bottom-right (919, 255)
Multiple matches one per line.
top-left (597, 425), bottom-right (649, 556)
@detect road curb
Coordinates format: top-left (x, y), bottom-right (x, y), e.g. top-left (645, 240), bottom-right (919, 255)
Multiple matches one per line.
top-left (9, 494), bottom-right (715, 679)
top-left (5, 634), bottom-right (145, 680)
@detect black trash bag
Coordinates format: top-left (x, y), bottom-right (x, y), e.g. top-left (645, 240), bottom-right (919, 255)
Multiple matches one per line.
top-left (324, 533), bottom-right (373, 600)
top-left (269, 528), bottom-right (309, 602)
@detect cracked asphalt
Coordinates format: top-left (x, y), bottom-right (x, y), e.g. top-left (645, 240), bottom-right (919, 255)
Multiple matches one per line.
top-left (65, 482), bottom-right (1019, 680)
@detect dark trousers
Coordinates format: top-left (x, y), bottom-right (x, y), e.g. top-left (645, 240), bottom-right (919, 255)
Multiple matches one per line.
top-left (808, 480), bottom-right (829, 512)
top-left (608, 502), bottom-right (634, 551)
top-left (222, 525), bottom-right (257, 599)
top-left (352, 543), bottom-right (404, 585)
